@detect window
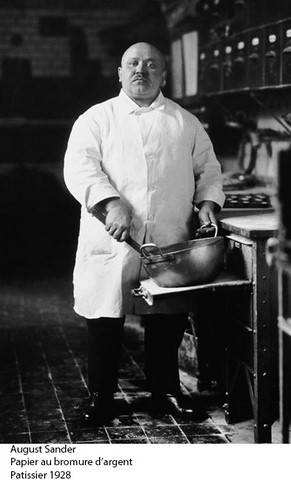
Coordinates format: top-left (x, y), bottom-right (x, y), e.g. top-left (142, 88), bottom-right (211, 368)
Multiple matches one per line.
top-left (170, 30), bottom-right (199, 99)
top-left (170, 38), bottom-right (184, 99)
top-left (182, 30), bottom-right (198, 96)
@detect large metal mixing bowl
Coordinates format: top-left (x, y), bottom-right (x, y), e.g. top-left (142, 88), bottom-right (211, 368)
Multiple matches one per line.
top-left (140, 234), bottom-right (225, 288)
top-left (92, 209), bottom-right (225, 288)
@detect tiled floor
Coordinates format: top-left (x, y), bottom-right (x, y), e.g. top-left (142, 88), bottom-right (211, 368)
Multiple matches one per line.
top-left (0, 275), bottom-right (281, 444)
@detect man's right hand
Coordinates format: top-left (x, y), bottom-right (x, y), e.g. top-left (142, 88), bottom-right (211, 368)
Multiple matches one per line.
top-left (103, 199), bottom-right (131, 242)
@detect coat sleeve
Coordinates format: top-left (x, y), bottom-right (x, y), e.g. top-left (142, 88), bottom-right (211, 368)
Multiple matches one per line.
top-left (63, 112), bottom-right (120, 210)
top-left (192, 119), bottom-right (225, 209)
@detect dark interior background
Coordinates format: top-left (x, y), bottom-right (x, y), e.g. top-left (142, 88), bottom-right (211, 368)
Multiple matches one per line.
top-left (0, 0), bottom-right (169, 279)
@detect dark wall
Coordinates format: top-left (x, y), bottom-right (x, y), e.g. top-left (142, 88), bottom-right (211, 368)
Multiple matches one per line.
top-left (0, 1), bottom-right (169, 279)
top-left (0, 123), bottom-right (80, 279)
top-left (0, 1), bottom-right (169, 119)
top-left (0, 162), bottom-right (80, 279)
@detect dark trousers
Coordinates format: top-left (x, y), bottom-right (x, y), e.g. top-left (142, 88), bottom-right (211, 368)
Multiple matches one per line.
top-left (87, 316), bottom-right (125, 394)
top-left (86, 313), bottom-right (188, 395)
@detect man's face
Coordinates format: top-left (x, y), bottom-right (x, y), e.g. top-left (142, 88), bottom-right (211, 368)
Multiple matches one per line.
top-left (118, 43), bottom-right (167, 106)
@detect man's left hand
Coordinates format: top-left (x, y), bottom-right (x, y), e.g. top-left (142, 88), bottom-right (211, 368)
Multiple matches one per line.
top-left (197, 200), bottom-right (219, 226)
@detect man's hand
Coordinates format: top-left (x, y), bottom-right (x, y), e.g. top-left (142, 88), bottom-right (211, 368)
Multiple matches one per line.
top-left (103, 199), bottom-right (131, 242)
top-left (197, 200), bottom-right (219, 227)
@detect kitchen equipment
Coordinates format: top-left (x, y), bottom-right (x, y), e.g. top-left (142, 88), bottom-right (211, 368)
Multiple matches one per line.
top-left (222, 38), bottom-right (234, 92)
top-left (140, 227), bottom-right (224, 287)
top-left (198, 46), bottom-right (208, 94)
top-left (233, 34), bottom-right (247, 90)
top-left (281, 19), bottom-right (291, 86)
top-left (222, 125), bottom-right (264, 192)
top-left (247, 28), bottom-right (264, 88)
top-left (224, 193), bottom-right (272, 209)
top-left (92, 209), bottom-right (225, 288)
top-left (208, 42), bottom-right (222, 93)
top-left (264, 23), bottom-right (281, 87)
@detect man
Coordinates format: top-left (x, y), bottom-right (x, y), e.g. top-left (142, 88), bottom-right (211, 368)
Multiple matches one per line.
top-left (64, 42), bottom-right (225, 423)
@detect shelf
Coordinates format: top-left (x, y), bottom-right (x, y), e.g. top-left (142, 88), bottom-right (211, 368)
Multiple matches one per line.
top-left (133, 270), bottom-right (252, 306)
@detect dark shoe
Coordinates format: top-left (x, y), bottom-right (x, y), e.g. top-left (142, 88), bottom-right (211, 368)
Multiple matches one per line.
top-left (76, 393), bottom-right (115, 424)
top-left (150, 392), bottom-right (207, 418)
top-left (166, 393), bottom-right (196, 414)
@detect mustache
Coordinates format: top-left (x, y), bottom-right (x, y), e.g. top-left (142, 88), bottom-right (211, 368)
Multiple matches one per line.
top-left (133, 74), bottom-right (149, 81)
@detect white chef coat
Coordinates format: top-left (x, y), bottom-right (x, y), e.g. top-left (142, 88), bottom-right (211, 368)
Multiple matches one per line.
top-left (64, 89), bottom-right (225, 319)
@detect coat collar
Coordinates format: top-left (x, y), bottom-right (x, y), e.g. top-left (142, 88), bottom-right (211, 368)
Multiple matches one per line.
top-left (118, 89), bottom-right (165, 114)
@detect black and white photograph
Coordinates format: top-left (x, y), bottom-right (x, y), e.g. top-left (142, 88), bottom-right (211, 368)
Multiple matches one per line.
top-left (0, 0), bottom-right (291, 477)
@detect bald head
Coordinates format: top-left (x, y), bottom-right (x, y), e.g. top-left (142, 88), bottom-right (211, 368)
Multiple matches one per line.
top-left (121, 42), bottom-right (166, 70)
top-left (118, 42), bottom-right (167, 107)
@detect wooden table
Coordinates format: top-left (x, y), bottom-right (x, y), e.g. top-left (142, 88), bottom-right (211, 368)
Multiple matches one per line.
top-left (220, 212), bottom-right (278, 443)
top-left (276, 248), bottom-right (291, 443)
top-left (133, 211), bottom-right (279, 443)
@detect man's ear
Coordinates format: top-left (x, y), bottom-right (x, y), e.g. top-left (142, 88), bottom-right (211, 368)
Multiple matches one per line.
top-left (161, 70), bottom-right (167, 87)
top-left (118, 66), bottom-right (122, 83)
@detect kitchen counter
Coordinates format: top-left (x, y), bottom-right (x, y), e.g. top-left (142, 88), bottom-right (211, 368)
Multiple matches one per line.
top-left (133, 209), bottom-right (279, 442)
top-left (219, 211), bottom-right (279, 442)
top-left (219, 211), bottom-right (278, 238)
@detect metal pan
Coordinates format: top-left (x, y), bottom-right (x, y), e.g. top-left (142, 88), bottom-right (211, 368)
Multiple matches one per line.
top-left (92, 209), bottom-right (224, 287)
top-left (139, 225), bottom-right (224, 287)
